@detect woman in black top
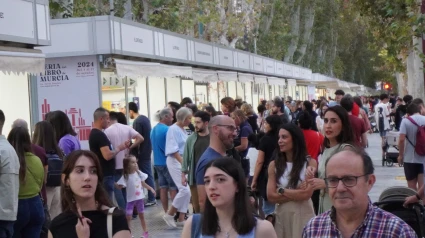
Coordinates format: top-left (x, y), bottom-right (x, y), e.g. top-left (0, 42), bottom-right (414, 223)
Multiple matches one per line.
top-left (48, 150), bottom-right (130, 238)
top-left (251, 115), bottom-right (283, 217)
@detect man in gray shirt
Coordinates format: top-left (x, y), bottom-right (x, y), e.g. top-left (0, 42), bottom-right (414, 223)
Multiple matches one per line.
top-left (398, 102), bottom-right (425, 191)
top-left (0, 110), bottom-right (20, 237)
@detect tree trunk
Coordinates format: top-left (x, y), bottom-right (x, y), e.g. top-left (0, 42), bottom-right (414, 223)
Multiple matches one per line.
top-left (406, 36), bottom-right (425, 99)
top-left (295, 1), bottom-right (315, 64)
top-left (284, 0), bottom-right (300, 63)
top-left (123, 0), bottom-right (132, 20)
top-left (142, 0), bottom-right (149, 23)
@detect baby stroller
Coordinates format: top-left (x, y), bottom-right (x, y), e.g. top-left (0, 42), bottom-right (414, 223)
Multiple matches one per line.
top-left (382, 131), bottom-right (401, 167)
top-left (374, 186), bottom-right (425, 237)
top-left (369, 113), bottom-right (378, 133)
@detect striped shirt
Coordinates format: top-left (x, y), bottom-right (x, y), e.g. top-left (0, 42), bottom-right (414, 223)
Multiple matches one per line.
top-left (302, 201), bottom-right (417, 238)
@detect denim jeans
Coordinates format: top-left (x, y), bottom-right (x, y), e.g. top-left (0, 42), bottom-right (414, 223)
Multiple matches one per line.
top-left (262, 198), bottom-right (276, 216)
top-left (114, 170), bottom-right (127, 209)
top-left (0, 220), bottom-right (14, 238)
top-left (103, 176), bottom-right (115, 202)
top-left (138, 160), bottom-right (155, 202)
top-left (13, 196), bottom-right (44, 238)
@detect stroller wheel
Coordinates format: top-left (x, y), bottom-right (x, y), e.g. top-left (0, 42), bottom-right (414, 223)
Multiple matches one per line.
top-left (386, 160), bottom-right (394, 167)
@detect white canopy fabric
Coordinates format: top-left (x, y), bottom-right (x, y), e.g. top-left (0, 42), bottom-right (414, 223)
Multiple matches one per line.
top-left (287, 79), bottom-right (297, 87)
top-left (114, 59), bottom-right (193, 79)
top-left (254, 75), bottom-right (268, 84)
top-left (192, 69), bottom-right (218, 83)
top-left (217, 71), bottom-right (238, 82)
top-left (238, 73), bottom-right (254, 83)
top-left (267, 77), bottom-right (286, 86)
top-left (0, 47), bottom-right (45, 75)
top-left (115, 60), bottom-right (161, 78)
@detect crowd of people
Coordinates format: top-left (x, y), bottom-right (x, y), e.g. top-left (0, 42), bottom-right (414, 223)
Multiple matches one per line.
top-left (0, 89), bottom-right (424, 238)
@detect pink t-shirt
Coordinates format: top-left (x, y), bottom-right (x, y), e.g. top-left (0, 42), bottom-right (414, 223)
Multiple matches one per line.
top-left (104, 123), bottom-right (140, 169)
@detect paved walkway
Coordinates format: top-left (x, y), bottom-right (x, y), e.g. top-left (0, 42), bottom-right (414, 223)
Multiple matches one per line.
top-left (129, 133), bottom-right (408, 237)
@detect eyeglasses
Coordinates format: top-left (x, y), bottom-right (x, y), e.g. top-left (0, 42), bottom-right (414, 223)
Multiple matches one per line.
top-left (324, 174), bottom-right (370, 188)
top-left (216, 124), bottom-right (237, 131)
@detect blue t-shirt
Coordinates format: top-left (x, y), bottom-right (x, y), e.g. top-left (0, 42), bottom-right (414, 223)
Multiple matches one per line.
top-left (235, 121), bottom-right (253, 158)
top-left (150, 123), bottom-right (169, 166)
top-left (195, 147), bottom-right (224, 185)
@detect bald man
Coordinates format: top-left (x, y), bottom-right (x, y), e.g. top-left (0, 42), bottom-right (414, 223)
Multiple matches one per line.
top-left (11, 119), bottom-right (28, 130)
top-left (194, 115), bottom-right (237, 211)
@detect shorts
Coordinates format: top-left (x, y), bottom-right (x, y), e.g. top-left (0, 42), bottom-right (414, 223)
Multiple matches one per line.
top-left (380, 130), bottom-right (387, 137)
top-left (126, 199), bottom-right (144, 216)
top-left (154, 165), bottom-right (177, 190)
top-left (403, 163), bottom-right (424, 181)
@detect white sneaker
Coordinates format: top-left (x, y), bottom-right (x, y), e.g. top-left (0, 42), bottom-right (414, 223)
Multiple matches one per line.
top-left (176, 220), bottom-right (185, 227)
top-left (163, 214), bottom-right (177, 228)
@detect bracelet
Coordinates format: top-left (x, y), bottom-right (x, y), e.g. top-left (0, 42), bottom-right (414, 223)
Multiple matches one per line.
top-left (416, 193), bottom-right (421, 200)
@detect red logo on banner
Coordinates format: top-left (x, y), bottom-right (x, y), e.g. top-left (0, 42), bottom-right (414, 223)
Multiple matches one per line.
top-left (41, 99), bottom-right (93, 141)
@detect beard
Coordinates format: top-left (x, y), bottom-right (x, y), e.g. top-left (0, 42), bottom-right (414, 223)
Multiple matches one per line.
top-left (196, 127), bottom-right (205, 133)
top-left (218, 131), bottom-right (234, 150)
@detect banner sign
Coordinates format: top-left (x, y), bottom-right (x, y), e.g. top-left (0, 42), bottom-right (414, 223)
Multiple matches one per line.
top-left (37, 55), bottom-right (100, 149)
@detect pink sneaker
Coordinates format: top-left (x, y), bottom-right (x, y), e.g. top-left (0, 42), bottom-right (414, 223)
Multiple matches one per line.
top-left (142, 231), bottom-right (149, 238)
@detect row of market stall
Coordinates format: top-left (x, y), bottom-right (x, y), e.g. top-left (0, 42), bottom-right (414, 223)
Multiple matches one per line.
top-left (0, 3), bottom-right (376, 139)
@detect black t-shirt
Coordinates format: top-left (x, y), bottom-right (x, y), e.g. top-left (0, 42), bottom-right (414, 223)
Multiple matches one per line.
top-left (89, 129), bottom-right (115, 176)
top-left (49, 209), bottom-right (129, 238)
top-left (257, 134), bottom-right (278, 199)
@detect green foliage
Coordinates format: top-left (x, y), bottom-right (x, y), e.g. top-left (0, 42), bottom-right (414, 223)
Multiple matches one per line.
top-left (48, 0), bottom-right (421, 89)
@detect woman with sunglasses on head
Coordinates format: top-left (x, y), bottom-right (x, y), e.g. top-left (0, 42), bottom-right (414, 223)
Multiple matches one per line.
top-left (266, 123), bottom-right (316, 238)
top-left (230, 110), bottom-right (253, 181)
top-left (307, 105), bottom-right (355, 214)
top-left (182, 157), bottom-right (277, 238)
top-left (48, 150), bottom-right (131, 238)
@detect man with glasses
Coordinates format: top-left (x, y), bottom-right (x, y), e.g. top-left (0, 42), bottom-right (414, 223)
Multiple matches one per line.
top-left (303, 149), bottom-right (416, 237)
top-left (195, 115), bottom-right (237, 212)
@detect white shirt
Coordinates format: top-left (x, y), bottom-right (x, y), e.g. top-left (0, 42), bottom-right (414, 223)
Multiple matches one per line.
top-left (117, 170), bottom-right (148, 202)
top-left (278, 162), bottom-right (307, 188)
top-left (374, 102), bottom-right (391, 131)
top-left (399, 114), bottom-right (425, 164)
top-left (165, 124), bottom-right (188, 157)
top-left (104, 122), bottom-right (140, 169)
top-left (0, 135), bottom-right (20, 221)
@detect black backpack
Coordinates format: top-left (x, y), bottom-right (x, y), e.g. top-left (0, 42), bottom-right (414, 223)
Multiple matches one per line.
top-left (46, 152), bottom-right (63, 187)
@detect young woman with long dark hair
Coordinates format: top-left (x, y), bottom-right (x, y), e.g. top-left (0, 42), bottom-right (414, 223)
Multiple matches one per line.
top-left (32, 121), bottom-right (65, 219)
top-left (8, 127), bottom-right (45, 237)
top-left (266, 123), bottom-right (316, 238)
top-left (45, 110), bottom-right (81, 156)
top-left (251, 115), bottom-right (283, 217)
top-left (182, 158), bottom-right (276, 238)
top-left (307, 105), bottom-right (355, 214)
top-left (48, 150), bottom-right (130, 238)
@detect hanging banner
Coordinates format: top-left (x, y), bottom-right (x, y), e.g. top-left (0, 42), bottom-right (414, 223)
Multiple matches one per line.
top-left (37, 55), bottom-right (100, 149)
top-left (308, 85), bottom-right (316, 101)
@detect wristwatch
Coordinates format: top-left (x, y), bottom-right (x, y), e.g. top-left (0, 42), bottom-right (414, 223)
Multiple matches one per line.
top-left (277, 187), bottom-right (285, 195)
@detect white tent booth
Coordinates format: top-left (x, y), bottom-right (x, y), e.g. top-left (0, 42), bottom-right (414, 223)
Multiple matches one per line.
top-left (36, 16), bottom-right (314, 128)
top-left (0, 0), bottom-right (50, 135)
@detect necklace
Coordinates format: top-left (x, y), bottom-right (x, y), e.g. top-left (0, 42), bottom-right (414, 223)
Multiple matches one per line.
top-left (223, 227), bottom-right (233, 238)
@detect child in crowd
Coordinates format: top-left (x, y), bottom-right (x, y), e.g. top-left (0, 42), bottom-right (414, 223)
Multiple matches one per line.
top-left (116, 156), bottom-right (156, 238)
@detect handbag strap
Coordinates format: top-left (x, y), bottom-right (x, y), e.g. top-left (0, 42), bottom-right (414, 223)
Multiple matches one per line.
top-left (107, 207), bottom-right (116, 238)
top-left (26, 164), bottom-right (44, 202)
